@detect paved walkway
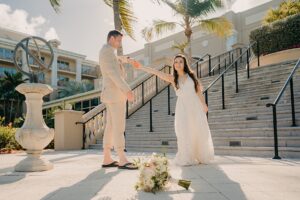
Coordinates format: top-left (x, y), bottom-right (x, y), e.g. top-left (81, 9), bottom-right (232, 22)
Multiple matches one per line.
top-left (0, 150), bottom-right (300, 200)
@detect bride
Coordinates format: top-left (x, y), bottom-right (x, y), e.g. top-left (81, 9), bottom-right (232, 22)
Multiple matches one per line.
top-left (131, 54), bottom-right (214, 166)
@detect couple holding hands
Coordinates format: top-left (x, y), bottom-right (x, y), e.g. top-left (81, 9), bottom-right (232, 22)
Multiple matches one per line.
top-left (99, 30), bottom-right (214, 170)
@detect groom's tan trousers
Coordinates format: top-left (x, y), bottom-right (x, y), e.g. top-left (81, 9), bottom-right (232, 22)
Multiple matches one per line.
top-left (103, 100), bottom-right (127, 151)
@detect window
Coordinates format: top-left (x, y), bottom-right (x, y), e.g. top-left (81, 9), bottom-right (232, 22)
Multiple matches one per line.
top-left (29, 56), bottom-right (45, 65)
top-left (0, 48), bottom-right (14, 60)
top-left (58, 75), bottom-right (69, 82)
top-left (0, 66), bottom-right (16, 77)
top-left (57, 60), bottom-right (70, 71)
top-left (82, 65), bottom-right (92, 74)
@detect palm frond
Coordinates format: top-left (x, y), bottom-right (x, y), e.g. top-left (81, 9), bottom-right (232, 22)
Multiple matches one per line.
top-left (103, 0), bottom-right (113, 7)
top-left (141, 20), bottom-right (177, 42)
top-left (199, 17), bottom-right (232, 37)
top-left (102, 0), bottom-right (137, 40)
top-left (119, 0), bottom-right (137, 40)
top-left (187, 0), bottom-right (223, 18)
top-left (162, 0), bottom-right (187, 16)
top-left (49, 0), bottom-right (61, 13)
top-left (171, 40), bottom-right (189, 54)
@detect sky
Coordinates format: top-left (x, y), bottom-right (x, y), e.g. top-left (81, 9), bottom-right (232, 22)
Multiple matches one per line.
top-left (0, 0), bottom-right (272, 61)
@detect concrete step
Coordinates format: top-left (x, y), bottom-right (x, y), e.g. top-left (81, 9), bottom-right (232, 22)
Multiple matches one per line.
top-left (214, 146), bottom-right (300, 158)
top-left (89, 144), bottom-right (300, 158)
top-left (123, 126), bottom-right (300, 138)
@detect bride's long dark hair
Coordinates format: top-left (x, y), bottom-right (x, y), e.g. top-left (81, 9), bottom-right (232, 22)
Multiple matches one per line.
top-left (173, 54), bottom-right (199, 93)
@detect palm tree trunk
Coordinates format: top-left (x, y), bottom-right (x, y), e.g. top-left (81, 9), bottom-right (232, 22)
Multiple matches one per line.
top-left (184, 16), bottom-right (193, 64)
top-left (113, 0), bottom-right (124, 56)
top-left (187, 36), bottom-right (192, 64)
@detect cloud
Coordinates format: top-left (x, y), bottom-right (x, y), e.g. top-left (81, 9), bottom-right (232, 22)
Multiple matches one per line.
top-left (0, 3), bottom-right (59, 40)
top-left (45, 27), bottom-right (59, 40)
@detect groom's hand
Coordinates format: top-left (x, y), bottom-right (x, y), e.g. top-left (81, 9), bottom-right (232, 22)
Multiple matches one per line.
top-left (127, 58), bottom-right (141, 69)
top-left (127, 91), bottom-right (134, 102)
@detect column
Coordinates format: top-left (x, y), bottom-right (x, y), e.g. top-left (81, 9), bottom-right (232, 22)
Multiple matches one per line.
top-left (51, 51), bottom-right (58, 87)
top-left (76, 59), bottom-right (82, 82)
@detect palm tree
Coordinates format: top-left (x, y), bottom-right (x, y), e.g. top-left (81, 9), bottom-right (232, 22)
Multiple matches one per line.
top-left (103, 0), bottom-right (137, 55)
top-left (48, 0), bottom-right (137, 56)
top-left (142, 0), bottom-right (233, 62)
top-left (0, 72), bottom-right (27, 124)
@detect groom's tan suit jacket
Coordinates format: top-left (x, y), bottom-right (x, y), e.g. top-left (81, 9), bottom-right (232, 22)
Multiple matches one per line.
top-left (99, 44), bottom-right (131, 103)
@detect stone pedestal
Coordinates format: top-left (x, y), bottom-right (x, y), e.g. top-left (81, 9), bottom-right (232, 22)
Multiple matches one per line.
top-left (54, 110), bottom-right (84, 150)
top-left (15, 83), bottom-right (54, 172)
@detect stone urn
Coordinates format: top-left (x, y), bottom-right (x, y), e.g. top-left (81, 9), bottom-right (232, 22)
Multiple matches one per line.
top-left (14, 83), bottom-right (55, 172)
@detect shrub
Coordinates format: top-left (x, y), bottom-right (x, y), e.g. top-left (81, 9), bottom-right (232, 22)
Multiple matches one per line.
top-left (250, 13), bottom-right (300, 56)
top-left (0, 126), bottom-right (22, 150)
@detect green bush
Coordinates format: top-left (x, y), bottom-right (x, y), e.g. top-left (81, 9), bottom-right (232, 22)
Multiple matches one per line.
top-left (250, 13), bottom-right (300, 56)
top-left (0, 126), bottom-right (22, 150)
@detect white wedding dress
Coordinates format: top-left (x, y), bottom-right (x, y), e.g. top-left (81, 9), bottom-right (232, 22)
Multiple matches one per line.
top-left (173, 75), bottom-right (215, 166)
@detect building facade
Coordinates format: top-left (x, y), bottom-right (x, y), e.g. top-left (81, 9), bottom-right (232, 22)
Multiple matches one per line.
top-left (0, 27), bottom-right (100, 100)
top-left (126, 0), bottom-right (283, 81)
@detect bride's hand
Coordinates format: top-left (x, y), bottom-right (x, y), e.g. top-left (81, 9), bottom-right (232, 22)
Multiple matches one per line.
top-left (203, 105), bottom-right (208, 113)
top-left (130, 59), bottom-right (142, 69)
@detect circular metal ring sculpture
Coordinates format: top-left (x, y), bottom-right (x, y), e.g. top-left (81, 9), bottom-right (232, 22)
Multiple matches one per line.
top-left (13, 36), bottom-right (54, 83)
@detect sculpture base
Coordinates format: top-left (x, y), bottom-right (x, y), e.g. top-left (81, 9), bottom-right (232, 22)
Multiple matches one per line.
top-left (14, 150), bottom-right (53, 172)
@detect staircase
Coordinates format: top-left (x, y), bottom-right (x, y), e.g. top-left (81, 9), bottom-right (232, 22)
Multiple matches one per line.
top-left (90, 59), bottom-right (300, 158)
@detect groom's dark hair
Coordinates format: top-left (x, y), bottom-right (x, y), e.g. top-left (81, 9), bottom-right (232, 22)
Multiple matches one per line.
top-left (107, 30), bottom-right (123, 42)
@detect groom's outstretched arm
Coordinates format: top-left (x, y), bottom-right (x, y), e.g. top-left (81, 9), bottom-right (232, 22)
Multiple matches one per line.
top-left (99, 48), bottom-right (131, 95)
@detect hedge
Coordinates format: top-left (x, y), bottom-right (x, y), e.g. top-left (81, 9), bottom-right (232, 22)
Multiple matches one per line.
top-left (250, 13), bottom-right (300, 56)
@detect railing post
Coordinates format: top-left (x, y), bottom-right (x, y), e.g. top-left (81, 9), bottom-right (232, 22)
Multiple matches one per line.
top-left (290, 78), bottom-right (296, 126)
top-left (205, 91), bottom-right (208, 118)
top-left (208, 55), bottom-right (211, 76)
top-left (228, 52), bottom-right (231, 64)
top-left (257, 41), bottom-right (260, 67)
top-left (156, 76), bottom-right (158, 94)
top-left (218, 56), bottom-right (221, 74)
top-left (142, 82), bottom-right (144, 105)
top-left (222, 74), bottom-right (225, 109)
top-left (247, 49), bottom-right (250, 79)
top-left (150, 99), bottom-right (153, 132)
top-left (240, 48), bottom-right (242, 63)
top-left (235, 60), bottom-right (239, 93)
top-left (168, 85), bottom-right (171, 115)
top-left (224, 59), bottom-right (226, 70)
top-left (126, 101), bottom-right (129, 119)
top-left (199, 64), bottom-right (202, 78)
top-left (271, 105), bottom-right (281, 159)
top-left (196, 62), bottom-right (199, 78)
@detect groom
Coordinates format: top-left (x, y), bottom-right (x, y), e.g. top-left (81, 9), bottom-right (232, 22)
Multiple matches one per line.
top-left (99, 30), bottom-right (137, 170)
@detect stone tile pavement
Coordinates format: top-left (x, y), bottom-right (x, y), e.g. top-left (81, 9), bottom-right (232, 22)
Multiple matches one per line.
top-left (0, 150), bottom-right (300, 200)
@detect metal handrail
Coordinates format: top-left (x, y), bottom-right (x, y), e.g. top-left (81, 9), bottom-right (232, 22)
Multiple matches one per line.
top-left (202, 41), bottom-right (260, 111)
top-left (266, 58), bottom-right (300, 159)
top-left (203, 41), bottom-right (258, 93)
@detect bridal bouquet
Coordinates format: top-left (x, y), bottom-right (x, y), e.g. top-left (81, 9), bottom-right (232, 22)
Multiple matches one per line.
top-left (134, 153), bottom-right (191, 193)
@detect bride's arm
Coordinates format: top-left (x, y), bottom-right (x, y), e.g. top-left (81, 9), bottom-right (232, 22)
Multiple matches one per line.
top-left (196, 84), bottom-right (208, 113)
top-left (137, 65), bottom-right (175, 85)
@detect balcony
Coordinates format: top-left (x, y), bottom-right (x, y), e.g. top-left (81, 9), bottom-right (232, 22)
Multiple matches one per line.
top-left (81, 68), bottom-right (97, 77)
